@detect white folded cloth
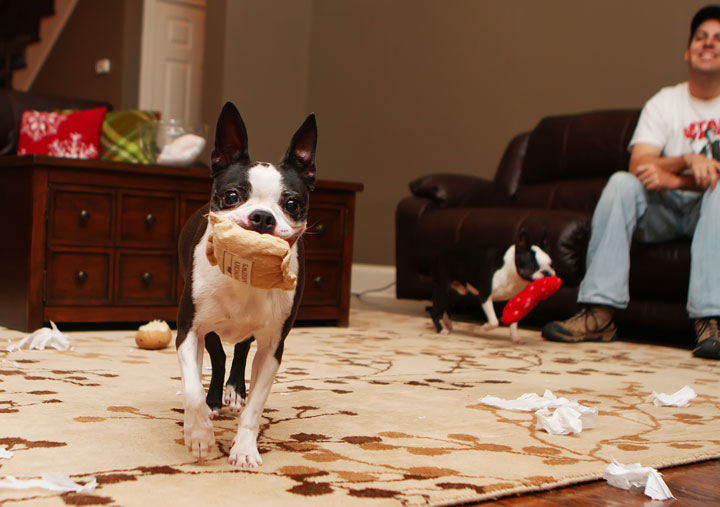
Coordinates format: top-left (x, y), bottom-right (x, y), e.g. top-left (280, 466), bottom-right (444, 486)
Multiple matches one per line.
top-left (157, 134), bottom-right (206, 166)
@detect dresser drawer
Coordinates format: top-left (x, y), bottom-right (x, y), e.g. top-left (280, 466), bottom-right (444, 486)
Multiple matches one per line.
top-left (119, 193), bottom-right (176, 247)
top-left (49, 187), bottom-right (113, 243)
top-left (303, 258), bottom-right (340, 305)
top-left (305, 204), bottom-right (343, 251)
top-left (116, 252), bottom-right (175, 304)
top-left (46, 249), bottom-right (112, 304)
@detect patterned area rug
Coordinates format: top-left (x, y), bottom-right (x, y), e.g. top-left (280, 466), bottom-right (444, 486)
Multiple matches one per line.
top-left (1, 309), bottom-right (719, 506)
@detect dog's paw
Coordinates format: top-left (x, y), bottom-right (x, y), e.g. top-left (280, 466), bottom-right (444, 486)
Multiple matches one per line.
top-left (209, 407), bottom-right (221, 419)
top-left (184, 405), bottom-right (215, 462)
top-left (439, 328), bottom-right (451, 336)
top-left (228, 431), bottom-right (262, 468)
top-left (224, 384), bottom-right (246, 412)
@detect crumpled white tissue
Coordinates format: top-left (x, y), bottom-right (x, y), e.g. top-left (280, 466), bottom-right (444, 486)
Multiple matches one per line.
top-left (478, 389), bottom-right (571, 412)
top-left (0, 447), bottom-right (13, 459)
top-left (157, 134), bottom-right (206, 166)
top-left (535, 404), bottom-right (597, 435)
top-left (6, 321), bottom-right (70, 352)
top-left (603, 459), bottom-right (674, 500)
top-left (478, 389), bottom-right (598, 435)
top-left (0, 472), bottom-right (97, 493)
top-left (649, 385), bottom-right (696, 407)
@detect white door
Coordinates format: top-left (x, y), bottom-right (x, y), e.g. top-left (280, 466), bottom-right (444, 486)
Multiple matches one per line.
top-left (138, 0), bottom-right (206, 125)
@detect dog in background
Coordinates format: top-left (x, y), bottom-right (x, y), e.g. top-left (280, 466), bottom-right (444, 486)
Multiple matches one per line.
top-left (429, 230), bottom-right (554, 343)
top-left (175, 102), bottom-right (317, 468)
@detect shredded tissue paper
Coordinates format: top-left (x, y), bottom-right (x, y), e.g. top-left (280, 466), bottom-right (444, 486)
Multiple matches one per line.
top-left (0, 473), bottom-right (97, 493)
top-left (603, 459), bottom-right (674, 501)
top-left (0, 447), bottom-right (13, 459)
top-left (477, 390), bottom-right (597, 435)
top-left (5, 321), bottom-right (70, 352)
top-left (649, 385), bottom-right (697, 407)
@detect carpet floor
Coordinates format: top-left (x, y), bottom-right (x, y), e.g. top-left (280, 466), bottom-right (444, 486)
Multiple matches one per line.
top-left (1, 309), bottom-right (719, 506)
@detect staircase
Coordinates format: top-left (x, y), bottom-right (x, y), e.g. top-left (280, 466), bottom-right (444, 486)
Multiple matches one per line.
top-left (0, 0), bottom-right (77, 91)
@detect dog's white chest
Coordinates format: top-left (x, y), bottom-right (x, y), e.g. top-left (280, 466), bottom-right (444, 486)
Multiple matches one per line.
top-left (490, 249), bottom-right (529, 301)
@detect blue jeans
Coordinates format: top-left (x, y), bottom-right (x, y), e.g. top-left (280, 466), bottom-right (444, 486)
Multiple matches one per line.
top-left (578, 171), bottom-right (720, 318)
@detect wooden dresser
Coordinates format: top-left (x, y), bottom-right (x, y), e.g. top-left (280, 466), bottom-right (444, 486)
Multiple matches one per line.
top-left (0, 156), bottom-right (362, 332)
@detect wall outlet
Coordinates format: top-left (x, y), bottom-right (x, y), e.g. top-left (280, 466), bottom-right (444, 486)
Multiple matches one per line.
top-left (95, 58), bottom-right (111, 75)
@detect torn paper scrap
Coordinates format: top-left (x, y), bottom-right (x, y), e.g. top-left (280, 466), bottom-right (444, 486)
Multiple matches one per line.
top-left (0, 473), bottom-right (96, 493)
top-left (603, 459), bottom-right (674, 501)
top-left (478, 389), bottom-right (570, 411)
top-left (535, 404), bottom-right (598, 435)
top-left (649, 385), bottom-right (696, 407)
top-left (479, 390), bottom-right (598, 435)
top-left (6, 321), bottom-right (70, 352)
top-left (0, 447), bottom-right (13, 459)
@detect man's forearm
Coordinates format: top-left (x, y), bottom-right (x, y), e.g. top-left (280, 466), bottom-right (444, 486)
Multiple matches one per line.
top-left (673, 173), bottom-right (704, 191)
top-left (629, 154), bottom-right (687, 175)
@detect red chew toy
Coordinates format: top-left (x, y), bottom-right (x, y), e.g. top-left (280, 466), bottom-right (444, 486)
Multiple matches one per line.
top-left (502, 276), bottom-right (562, 325)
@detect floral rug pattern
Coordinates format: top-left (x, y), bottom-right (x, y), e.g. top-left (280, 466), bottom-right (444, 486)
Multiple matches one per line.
top-left (1, 309), bottom-right (719, 506)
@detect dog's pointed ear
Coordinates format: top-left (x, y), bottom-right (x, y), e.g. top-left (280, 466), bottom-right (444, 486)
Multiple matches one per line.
top-left (281, 113), bottom-right (317, 190)
top-left (211, 102), bottom-right (250, 174)
top-left (516, 228), bottom-right (530, 252)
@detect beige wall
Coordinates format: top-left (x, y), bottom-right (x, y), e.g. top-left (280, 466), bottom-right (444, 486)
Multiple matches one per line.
top-left (33, 0), bottom-right (711, 266)
top-left (219, 0), bottom-right (708, 266)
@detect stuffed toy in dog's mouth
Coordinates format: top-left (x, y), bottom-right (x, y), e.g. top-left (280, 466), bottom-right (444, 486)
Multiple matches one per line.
top-left (205, 212), bottom-right (297, 290)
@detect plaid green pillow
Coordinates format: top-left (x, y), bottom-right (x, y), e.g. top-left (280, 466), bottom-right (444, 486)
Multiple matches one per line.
top-left (100, 110), bottom-right (160, 163)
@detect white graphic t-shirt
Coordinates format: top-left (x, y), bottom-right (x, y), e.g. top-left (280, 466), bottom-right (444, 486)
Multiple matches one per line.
top-left (629, 81), bottom-right (720, 161)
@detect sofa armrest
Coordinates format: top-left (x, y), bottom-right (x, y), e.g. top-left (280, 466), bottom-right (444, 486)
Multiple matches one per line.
top-left (409, 173), bottom-right (511, 208)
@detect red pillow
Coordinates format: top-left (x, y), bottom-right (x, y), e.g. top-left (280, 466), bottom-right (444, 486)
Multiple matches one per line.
top-left (17, 107), bottom-right (107, 159)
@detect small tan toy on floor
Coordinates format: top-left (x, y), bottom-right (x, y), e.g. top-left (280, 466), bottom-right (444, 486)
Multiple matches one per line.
top-left (135, 320), bottom-right (172, 349)
top-left (206, 212), bottom-right (297, 291)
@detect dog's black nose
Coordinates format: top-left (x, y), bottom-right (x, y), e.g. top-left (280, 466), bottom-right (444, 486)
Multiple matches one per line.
top-left (248, 210), bottom-right (276, 234)
top-left (541, 270), bottom-right (554, 277)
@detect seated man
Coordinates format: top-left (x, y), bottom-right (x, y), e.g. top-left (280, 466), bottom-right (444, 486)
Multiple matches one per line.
top-left (542, 4), bottom-right (720, 360)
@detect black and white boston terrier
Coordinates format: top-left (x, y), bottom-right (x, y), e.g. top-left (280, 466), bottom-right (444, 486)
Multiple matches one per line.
top-left (175, 102), bottom-right (316, 467)
top-left (428, 230), bottom-right (554, 343)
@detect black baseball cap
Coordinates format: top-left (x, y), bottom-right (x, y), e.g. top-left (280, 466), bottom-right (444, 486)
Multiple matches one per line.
top-left (690, 5), bottom-right (720, 44)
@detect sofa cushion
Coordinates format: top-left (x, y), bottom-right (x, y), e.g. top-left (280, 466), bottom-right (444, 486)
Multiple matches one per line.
top-left (100, 109), bottom-right (160, 163)
top-left (17, 107), bottom-right (107, 160)
top-left (521, 110), bottom-right (640, 185)
top-left (512, 177), bottom-right (608, 213)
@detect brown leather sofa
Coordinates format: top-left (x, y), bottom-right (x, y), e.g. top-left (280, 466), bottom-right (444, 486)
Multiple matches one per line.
top-left (396, 109), bottom-right (695, 343)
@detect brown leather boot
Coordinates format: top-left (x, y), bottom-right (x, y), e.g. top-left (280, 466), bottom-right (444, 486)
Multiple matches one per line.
top-left (542, 305), bottom-right (616, 343)
top-left (693, 318), bottom-right (720, 360)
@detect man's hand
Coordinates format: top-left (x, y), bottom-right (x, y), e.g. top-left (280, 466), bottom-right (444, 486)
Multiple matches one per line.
top-left (634, 163), bottom-right (680, 191)
top-left (683, 153), bottom-right (720, 190)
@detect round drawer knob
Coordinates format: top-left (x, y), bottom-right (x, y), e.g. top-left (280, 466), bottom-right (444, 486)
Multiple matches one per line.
top-left (77, 271), bottom-right (88, 283)
top-left (313, 275), bottom-right (325, 288)
top-left (79, 210), bottom-right (91, 222)
top-left (315, 223), bottom-right (326, 235)
top-left (145, 213), bottom-right (157, 226)
top-left (142, 272), bottom-right (154, 284)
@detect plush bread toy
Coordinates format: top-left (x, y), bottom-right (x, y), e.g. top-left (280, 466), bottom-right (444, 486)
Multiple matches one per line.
top-left (502, 276), bottom-right (562, 326)
top-left (206, 212), bottom-right (297, 291)
top-left (135, 319), bottom-right (173, 349)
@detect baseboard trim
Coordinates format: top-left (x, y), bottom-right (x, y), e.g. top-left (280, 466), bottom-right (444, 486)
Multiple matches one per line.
top-left (350, 263), bottom-right (426, 316)
top-left (350, 263), bottom-right (396, 296)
